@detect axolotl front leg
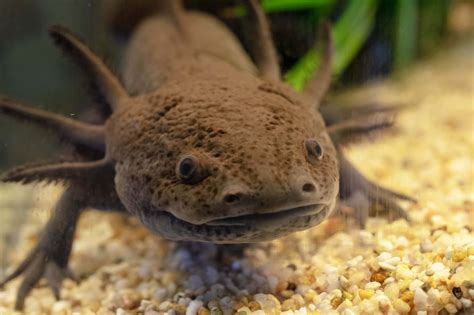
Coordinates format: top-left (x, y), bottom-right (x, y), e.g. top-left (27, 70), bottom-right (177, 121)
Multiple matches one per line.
top-left (0, 25), bottom-right (128, 310)
top-left (1, 187), bottom-right (84, 310)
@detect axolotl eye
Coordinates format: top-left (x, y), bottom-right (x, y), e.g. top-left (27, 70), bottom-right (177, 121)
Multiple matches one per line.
top-left (176, 154), bottom-right (207, 184)
top-left (304, 139), bottom-right (324, 162)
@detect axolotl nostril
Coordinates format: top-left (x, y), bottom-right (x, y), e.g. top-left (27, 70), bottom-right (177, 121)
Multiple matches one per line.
top-left (0, 0), bottom-right (414, 309)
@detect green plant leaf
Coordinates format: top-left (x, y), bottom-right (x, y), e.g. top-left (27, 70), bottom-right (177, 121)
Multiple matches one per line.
top-left (285, 0), bottom-right (378, 91)
top-left (394, 0), bottom-right (419, 69)
top-left (230, 0), bottom-right (335, 16)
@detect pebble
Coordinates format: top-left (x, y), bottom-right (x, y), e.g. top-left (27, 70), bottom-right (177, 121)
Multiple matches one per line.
top-left (414, 288), bottom-right (428, 311)
top-left (379, 261), bottom-right (396, 271)
top-left (420, 240), bottom-right (434, 253)
top-left (393, 299), bottom-right (410, 313)
top-left (364, 282), bottom-right (381, 290)
top-left (186, 300), bottom-right (204, 315)
top-left (460, 298), bottom-right (472, 308)
top-left (359, 289), bottom-right (375, 300)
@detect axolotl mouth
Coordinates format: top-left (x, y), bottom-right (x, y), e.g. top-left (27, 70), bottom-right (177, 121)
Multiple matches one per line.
top-left (137, 201), bottom-right (335, 243)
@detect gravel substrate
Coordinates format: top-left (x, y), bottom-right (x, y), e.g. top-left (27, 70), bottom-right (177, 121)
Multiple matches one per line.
top-left (0, 40), bottom-right (473, 314)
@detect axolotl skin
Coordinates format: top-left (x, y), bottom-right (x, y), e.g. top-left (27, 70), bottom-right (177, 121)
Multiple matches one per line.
top-left (0, 0), bottom-right (413, 309)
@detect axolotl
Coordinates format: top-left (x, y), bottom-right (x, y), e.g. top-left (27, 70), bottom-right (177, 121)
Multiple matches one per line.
top-left (0, 0), bottom-right (413, 309)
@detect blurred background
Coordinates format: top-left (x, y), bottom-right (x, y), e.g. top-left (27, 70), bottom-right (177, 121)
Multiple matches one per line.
top-left (0, 0), bottom-right (472, 171)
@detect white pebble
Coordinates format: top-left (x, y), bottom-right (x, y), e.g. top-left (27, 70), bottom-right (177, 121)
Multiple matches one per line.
top-left (339, 276), bottom-right (350, 289)
top-left (430, 262), bottom-right (450, 278)
top-left (386, 257), bottom-right (401, 265)
top-left (294, 307), bottom-right (308, 315)
top-left (409, 279), bottom-right (424, 291)
top-left (413, 288), bottom-right (428, 311)
top-left (461, 298), bottom-right (472, 308)
top-left (365, 282), bottom-right (381, 290)
top-left (378, 239), bottom-right (394, 251)
top-left (383, 277), bottom-right (395, 285)
top-left (186, 300), bottom-right (203, 315)
top-left (52, 301), bottom-right (70, 312)
top-left (379, 261), bottom-right (396, 270)
top-left (377, 252), bottom-right (392, 261)
top-left (430, 262), bottom-right (446, 272)
top-left (420, 240), bottom-right (433, 253)
top-left (396, 236), bottom-right (409, 248)
top-left (427, 288), bottom-right (440, 306)
top-left (347, 256), bottom-right (363, 267)
top-left (116, 308), bottom-right (127, 315)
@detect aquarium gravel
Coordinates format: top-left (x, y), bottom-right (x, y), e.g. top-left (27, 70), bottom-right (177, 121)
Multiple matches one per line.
top-left (0, 40), bottom-right (473, 315)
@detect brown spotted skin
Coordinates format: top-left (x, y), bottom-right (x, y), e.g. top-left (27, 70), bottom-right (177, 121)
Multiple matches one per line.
top-left (107, 58), bottom-right (339, 242)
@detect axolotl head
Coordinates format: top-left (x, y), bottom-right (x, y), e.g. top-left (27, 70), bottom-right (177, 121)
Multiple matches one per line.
top-left (107, 74), bottom-right (339, 243)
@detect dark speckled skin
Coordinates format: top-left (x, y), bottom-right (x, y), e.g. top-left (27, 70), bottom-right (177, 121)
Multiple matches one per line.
top-left (108, 59), bottom-right (338, 241)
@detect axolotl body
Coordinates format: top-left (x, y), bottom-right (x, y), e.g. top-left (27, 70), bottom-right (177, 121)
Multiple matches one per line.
top-left (0, 0), bottom-right (412, 309)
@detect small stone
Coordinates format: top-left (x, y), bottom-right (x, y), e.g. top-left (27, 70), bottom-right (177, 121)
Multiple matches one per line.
top-left (460, 298), bottom-right (472, 308)
top-left (339, 276), bottom-right (350, 289)
top-left (409, 279), bottom-right (424, 291)
top-left (395, 264), bottom-right (413, 279)
top-left (209, 307), bottom-right (223, 315)
top-left (292, 294), bottom-right (305, 307)
top-left (414, 288), bottom-right (428, 311)
top-left (287, 282), bottom-right (297, 291)
top-left (342, 291), bottom-right (353, 301)
top-left (377, 252), bottom-right (392, 261)
top-left (393, 299), bottom-right (410, 313)
top-left (186, 300), bottom-right (204, 315)
top-left (370, 272), bottom-right (387, 284)
top-left (331, 297), bottom-right (343, 308)
top-left (379, 262), bottom-right (396, 271)
top-left (281, 299), bottom-right (296, 311)
top-left (365, 282), bottom-right (381, 290)
top-left (358, 289), bottom-right (374, 300)
top-left (303, 291), bottom-right (316, 303)
top-left (197, 307), bottom-right (210, 315)
top-left (444, 303), bottom-right (458, 314)
top-left (451, 249), bottom-right (467, 262)
top-left (276, 281), bottom-right (289, 293)
top-left (452, 287), bottom-right (463, 299)
top-left (383, 277), bottom-right (395, 285)
top-left (384, 283), bottom-right (400, 300)
top-left (420, 240), bottom-right (433, 253)
top-left (116, 308), bottom-right (127, 315)
top-left (248, 301), bottom-right (260, 311)
top-left (378, 240), bottom-right (394, 251)
top-left (401, 290), bottom-right (414, 303)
